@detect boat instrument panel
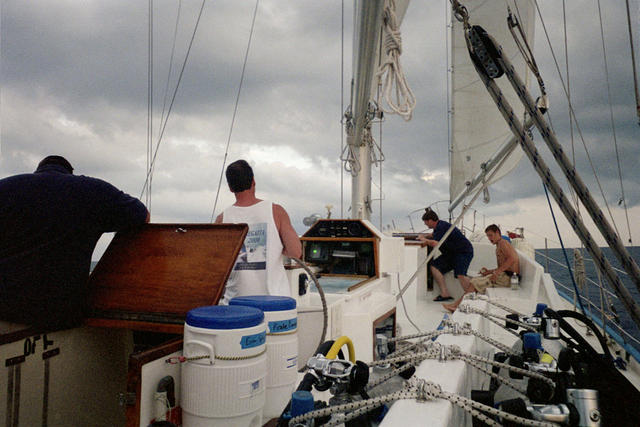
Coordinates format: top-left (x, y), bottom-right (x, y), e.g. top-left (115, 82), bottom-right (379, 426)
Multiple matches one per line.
top-left (301, 220), bottom-right (378, 289)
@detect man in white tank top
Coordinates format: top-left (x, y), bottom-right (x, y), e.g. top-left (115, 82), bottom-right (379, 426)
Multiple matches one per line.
top-left (215, 160), bottom-right (302, 304)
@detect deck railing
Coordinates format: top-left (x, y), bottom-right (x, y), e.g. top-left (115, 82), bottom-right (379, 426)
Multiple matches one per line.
top-left (535, 248), bottom-right (640, 362)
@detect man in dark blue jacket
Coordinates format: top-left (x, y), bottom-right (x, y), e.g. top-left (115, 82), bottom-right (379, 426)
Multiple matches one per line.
top-left (418, 208), bottom-right (474, 307)
top-left (0, 155), bottom-right (149, 330)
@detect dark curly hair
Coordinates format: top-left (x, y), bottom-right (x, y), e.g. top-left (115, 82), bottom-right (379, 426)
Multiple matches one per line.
top-left (225, 159), bottom-right (254, 193)
top-left (421, 208), bottom-right (438, 222)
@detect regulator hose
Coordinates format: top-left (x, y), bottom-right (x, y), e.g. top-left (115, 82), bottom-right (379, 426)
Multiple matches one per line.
top-left (276, 339), bottom-right (345, 426)
top-left (291, 257), bottom-right (328, 357)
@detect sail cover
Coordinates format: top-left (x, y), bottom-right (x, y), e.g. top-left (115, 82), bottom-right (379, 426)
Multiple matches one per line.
top-left (449, 0), bottom-right (535, 204)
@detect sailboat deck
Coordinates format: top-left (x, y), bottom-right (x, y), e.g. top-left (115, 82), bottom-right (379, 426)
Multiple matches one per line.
top-left (382, 244), bottom-right (640, 426)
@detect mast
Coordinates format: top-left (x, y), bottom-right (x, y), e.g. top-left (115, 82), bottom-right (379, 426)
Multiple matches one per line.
top-left (345, 0), bottom-right (384, 220)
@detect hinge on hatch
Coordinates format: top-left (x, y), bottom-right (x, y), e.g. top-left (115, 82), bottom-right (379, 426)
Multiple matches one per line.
top-left (118, 392), bottom-right (136, 406)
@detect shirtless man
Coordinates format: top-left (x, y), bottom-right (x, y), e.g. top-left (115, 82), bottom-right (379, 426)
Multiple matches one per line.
top-left (443, 224), bottom-right (519, 312)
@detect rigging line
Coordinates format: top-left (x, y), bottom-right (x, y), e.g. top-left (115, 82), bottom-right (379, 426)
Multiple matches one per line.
top-left (533, 0), bottom-right (622, 240)
top-left (146, 0), bottom-right (150, 208)
top-left (209, 0), bottom-right (260, 222)
top-left (597, 0), bottom-right (633, 246)
top-left (542, 183), bottom-right (586, 315)
top-left (158, 0), bottom-right (183, 140)
top-left (150, 0), bottom-right (182, 207)
top-left (374, 15), bottom-right (384, 229)
top-left (140, 0), bottom-right (206, 200)
top-left (507, 5), bottom-right (544, 97)
top-left (147, 0), bottom-right (153, 210)
top-left (562, 0), bottom-right (579, 214)
top-left (379, 102), bottom-right (383, 229)
top-left (341, 0), bottom-right (345, 218)
top-left (625, 0), bottom-right (640, 124)
top-left (446, 0), bottom-right (452, 195)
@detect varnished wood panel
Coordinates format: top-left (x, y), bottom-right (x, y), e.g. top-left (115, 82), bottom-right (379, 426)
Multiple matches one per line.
top-left (84, 318), bottom-right (184, 334)
top-left (89, 223), bottom-right (247, 323)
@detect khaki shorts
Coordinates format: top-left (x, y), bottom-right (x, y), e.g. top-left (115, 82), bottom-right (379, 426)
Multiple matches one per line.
top-left (471, 272), bottom-right (511, 293)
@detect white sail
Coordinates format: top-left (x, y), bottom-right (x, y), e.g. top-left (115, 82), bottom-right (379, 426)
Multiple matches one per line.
top-left (449, 0), bottom-right (535, 203)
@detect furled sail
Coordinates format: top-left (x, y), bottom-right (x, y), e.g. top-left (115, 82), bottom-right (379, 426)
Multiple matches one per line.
top-left (449, 0), bottom-right (535, 204)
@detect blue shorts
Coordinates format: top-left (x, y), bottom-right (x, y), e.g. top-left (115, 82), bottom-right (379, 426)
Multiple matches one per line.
top-left (432, 251), bottom-right (473, 278)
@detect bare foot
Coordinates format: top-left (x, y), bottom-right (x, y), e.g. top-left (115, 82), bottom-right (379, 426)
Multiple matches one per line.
top-left (442, 302), bottom-right (456, 313)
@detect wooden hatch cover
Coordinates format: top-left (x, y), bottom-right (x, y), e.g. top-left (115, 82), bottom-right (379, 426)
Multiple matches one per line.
top-left (86, 223), bottom-right (247, 332)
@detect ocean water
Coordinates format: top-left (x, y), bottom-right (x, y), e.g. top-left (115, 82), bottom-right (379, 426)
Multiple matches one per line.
top-left (535, 246), bottom-right (640, 356)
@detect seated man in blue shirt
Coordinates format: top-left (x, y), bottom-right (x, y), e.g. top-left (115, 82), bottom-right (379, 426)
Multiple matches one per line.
top-left (0, 155), bottom-right (149, 331)
top-left (418, 208), bottom-right (474, 308)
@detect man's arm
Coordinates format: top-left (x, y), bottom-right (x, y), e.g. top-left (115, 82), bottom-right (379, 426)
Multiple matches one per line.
top-left (417, 235), bottom-right (439, 248)
top-left (214, 213), bottom-right (223, 224)
top-left (91, 178), bottom-right (149, 231)
top-left (273, 204), bottom-right (302, 258)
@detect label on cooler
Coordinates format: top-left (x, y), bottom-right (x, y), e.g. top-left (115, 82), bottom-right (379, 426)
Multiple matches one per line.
top-left (267, 318), bottom-right (297, 334)
top-left (285, 355), bottom-right (297, 369)
top-left (239, 331), bottom-right (266, 349)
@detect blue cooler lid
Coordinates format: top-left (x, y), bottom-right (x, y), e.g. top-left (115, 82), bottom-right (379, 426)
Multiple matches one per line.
top-left (229, 295), bottom-right (296, 312)
top-left (186, 305), bottom-right (264, 329)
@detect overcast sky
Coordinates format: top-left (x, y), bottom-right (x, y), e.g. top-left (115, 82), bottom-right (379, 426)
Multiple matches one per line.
top-left (2, 0), bottom-right (639, 257)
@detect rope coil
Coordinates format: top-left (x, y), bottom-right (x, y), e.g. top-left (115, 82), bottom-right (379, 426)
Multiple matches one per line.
top-left (375, 0), bottom-right (416, 121)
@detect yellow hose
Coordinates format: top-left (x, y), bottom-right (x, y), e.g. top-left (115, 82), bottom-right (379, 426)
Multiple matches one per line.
top-left (326, 336), bottom-right (355, 363)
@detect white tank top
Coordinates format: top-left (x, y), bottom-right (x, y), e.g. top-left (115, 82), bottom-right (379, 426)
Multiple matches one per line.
top-left (220, 200), bottom-right (290, 304)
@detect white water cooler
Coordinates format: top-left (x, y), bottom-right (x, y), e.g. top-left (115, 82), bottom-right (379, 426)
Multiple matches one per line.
top-left (230, 296), bottom-right (298, 420)
top-left (181, 305), bottom-right (267, 427)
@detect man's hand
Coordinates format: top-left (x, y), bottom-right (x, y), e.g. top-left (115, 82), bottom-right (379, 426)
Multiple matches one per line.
top-left (419, 237), bottom-right (438, 247)
top-left (490, 271), bottom-right (498, 282)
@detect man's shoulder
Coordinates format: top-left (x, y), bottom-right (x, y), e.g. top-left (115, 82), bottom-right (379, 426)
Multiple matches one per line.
top-left (272, 202), bottom-right (286, 213)
top-left (73, 174), bottom-right (116, 188)
top-left (497, 238), bottom-right (513, 250)
top-left (434, 220), bottom-right (449, 232)
top-left (272, 202), bottom-right (288, 222)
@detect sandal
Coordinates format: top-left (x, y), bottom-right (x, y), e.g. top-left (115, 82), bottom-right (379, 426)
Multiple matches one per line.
top-left (433, 295), bottom-right (453, 302)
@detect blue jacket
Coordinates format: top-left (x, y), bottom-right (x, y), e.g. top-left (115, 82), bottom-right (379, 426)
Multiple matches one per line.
top-left (0, 164), bottom-right (148, 329)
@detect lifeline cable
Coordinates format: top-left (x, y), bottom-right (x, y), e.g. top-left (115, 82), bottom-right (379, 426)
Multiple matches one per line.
top-left (542, 183), bottom-right (586, 315)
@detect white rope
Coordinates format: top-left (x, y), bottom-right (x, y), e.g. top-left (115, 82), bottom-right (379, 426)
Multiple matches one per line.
top-left (573, 249), bottom-right (586, 312)
top-left (459, 305), bottom-right (538, 333)
top-left (375, 0), bottom-right (416, 121)
top-left (370, 341), bottom-right (555, 396)
top-left (386, 320), bottom-right (517, 356)
top-left (289, 376), bottom-right (558, 427)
